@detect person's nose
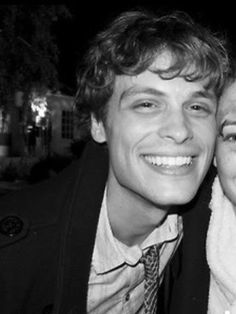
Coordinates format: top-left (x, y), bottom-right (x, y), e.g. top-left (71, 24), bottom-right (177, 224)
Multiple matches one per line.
top-left (158, 109), bottom-right (193, 144)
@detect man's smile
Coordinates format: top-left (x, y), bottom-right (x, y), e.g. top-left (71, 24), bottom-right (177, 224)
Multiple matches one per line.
top-left (142, 154), bottom-right (193, 168)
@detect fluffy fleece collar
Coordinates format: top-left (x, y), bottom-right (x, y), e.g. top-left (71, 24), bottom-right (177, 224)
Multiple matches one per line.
top-left (207, 176), bottom-right (236, 313)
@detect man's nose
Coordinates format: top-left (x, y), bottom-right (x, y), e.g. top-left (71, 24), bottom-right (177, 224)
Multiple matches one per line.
top-left (158, 110), bottom-right (193, 144)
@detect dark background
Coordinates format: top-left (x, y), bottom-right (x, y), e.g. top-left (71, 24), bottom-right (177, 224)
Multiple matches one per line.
top-left (55, 2), bottom-right (236, 93)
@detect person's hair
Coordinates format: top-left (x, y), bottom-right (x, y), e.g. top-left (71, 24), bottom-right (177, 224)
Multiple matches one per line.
top-left (222, 57), bottom-right (236, 89)
top-left (75, 9), bottom-right (230, 139)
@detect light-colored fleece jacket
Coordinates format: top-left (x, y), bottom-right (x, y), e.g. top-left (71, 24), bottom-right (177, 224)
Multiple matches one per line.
top-left (207, 176), bottom-right (236, 314)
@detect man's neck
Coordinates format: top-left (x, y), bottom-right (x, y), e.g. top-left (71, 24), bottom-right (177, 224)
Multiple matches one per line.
top-left (106, 184), bottom-right (169, 247)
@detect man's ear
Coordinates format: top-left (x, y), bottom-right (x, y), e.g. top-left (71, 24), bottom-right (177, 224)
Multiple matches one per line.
top-left (91, 115), bottom-right (107, 143)
top-left (213, 156), bottom-right (217, 167)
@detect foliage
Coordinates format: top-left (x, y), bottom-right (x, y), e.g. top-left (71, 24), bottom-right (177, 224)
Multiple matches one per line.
top-left (0, 5), bottom-right (71, 112)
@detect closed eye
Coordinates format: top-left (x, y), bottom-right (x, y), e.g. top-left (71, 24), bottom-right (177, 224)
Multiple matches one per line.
top-left (221, 133), bottom-right (236, 143)
top-left (219, 123), bottom-right (236, 143)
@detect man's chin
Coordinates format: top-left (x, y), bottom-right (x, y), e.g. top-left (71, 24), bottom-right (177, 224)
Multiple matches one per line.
top-left (155, 189), bottom-right (198, 207)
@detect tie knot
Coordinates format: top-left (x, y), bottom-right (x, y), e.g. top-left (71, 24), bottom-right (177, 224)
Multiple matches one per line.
top-left (141, 245), bottom-right (159, 263)
top-left (140, 245), bottom-right (160, 281)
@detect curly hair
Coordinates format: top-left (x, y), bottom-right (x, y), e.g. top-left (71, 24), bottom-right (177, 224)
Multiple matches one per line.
top-left (75, 9), bottom-right (230, 139)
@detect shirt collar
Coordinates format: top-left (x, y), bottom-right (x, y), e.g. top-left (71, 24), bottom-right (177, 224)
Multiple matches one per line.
top-left (92, 188), bottom-right (181, 274)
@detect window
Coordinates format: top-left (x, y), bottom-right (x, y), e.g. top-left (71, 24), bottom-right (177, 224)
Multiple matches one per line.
top-left (61, 110), bottom-right (74, 139)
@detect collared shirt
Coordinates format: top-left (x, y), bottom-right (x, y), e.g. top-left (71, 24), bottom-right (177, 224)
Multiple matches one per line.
top-left (87, 189), bottom-right (183, 313)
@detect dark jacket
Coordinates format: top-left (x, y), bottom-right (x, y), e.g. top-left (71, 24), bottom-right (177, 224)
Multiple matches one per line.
top-left (0, 141), bottom-right (108, 314)
top-left (0, 140), bottom-right (215, 314)
top-left (165, 164), bottom-right (215, 314)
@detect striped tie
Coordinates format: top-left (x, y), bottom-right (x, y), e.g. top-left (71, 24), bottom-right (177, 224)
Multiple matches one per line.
top-left (140, 245), bottom-right (160, 314)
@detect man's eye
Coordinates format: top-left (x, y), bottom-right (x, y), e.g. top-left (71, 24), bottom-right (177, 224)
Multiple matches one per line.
top-left (190, 104), bottom-right (209, 112)
top-left (138, 102), bottom-right (156, 108)
top-left (133, 101), bottom-right (160, 112)
top-left (187, 102), bottom-right (212, 117)
top-left (191, 104), bottom-right (201, 110)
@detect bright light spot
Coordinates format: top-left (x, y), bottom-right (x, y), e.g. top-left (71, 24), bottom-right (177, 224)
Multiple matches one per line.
top-left (30, 95), bottom-right (48, 125)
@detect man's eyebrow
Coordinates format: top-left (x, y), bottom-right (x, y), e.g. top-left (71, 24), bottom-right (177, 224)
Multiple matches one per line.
top-left (119, 86), bottom-right (216, 104)
top-left (120, 87), bottom-right (165, 102)
top-left (190, 90), bottom-right (216, 101)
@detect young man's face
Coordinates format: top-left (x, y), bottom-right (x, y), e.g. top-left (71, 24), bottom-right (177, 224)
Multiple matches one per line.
top-left (215, 80), bottom-right (236, 207)
top-left (92, 53), bottom-right (217, 210)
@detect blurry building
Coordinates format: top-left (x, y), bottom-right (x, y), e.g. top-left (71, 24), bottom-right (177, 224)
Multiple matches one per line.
top-left (0, 90), bottom-right (79, 157)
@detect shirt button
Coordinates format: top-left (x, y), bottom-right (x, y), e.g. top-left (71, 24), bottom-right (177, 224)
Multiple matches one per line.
top-left (125, 293), bottom-right (130, 302)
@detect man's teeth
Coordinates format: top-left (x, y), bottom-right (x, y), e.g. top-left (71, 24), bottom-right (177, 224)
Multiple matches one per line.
top-left (143, 155), bottom-right (192, 167)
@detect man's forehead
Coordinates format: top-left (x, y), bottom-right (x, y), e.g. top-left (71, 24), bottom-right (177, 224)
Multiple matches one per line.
top-left (113, 51), bottom-right (175, 88)
top-left (113, 71), bottom-right (215, 97)
top-left (114, 50), bottom-right (214, 93)
top-left (149, 50), bottom-right (174, 70)
top-left (149, 50), bottom-right (197, 76)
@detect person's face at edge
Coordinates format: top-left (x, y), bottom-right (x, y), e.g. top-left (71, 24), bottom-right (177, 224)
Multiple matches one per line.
top-left (91, 51), bottom-right (217, 213)
top-left (215, 80), bottom-right (236, 209)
